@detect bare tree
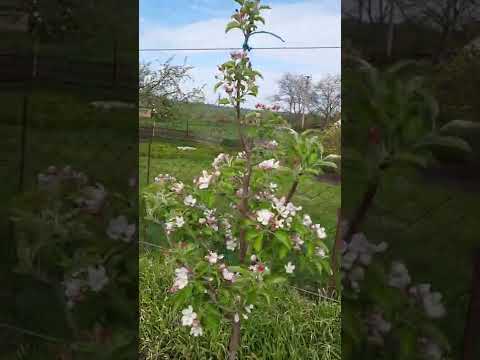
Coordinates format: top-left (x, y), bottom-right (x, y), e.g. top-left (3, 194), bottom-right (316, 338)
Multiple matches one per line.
top-left (395, 0), bottom-right (480, 58)
top-left (313, 74), bottom-right (341, 127)
top-left (139, 58), bottom-right (205, 111)
top-left (273, 73), bottom-right (316, 128)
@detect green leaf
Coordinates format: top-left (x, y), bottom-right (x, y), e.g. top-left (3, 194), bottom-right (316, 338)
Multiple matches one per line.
top-left (278, 246), bottom-right (289, 259)
top-left (202, 304), bottom-right (222, 333)
top-left (253, 233), bottom-right (264, 252)
top-left (218, 98), bottom-right (231, 106)
top-left (274, 231), bottom-right (291, 250)
top-left (255, 16), bottom-right (265, 24)
top-left (414, 135), bottom-right (472, 154)
top-left (214, 81), bottom-right (224, 92)
top-left (392, 152), bottom-right (429, 168)
top-left (225, 21), bottom-right (241, 33)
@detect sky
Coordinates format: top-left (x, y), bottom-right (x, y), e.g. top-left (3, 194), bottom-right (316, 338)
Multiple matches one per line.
top-left (139, 0), bottom-right (341, 108)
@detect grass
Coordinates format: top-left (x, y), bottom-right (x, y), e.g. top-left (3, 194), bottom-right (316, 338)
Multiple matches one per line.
top-left (140, 251), bottom-right (341, 360)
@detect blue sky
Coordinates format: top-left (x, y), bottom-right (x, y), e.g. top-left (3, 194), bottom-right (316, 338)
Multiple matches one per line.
top-left (140, 0), bottom-right (341, 107)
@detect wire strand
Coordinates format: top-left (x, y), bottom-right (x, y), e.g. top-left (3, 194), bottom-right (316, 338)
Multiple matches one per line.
top-left (139, 46), bottom-right (340, 52)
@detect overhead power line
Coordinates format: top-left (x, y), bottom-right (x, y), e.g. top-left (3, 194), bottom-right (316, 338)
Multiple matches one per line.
top-left (139, 46), bottom-right (340, 52)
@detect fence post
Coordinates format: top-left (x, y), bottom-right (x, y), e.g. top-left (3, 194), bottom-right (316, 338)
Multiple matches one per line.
top-left (145, 118), bottom-right (156, 185)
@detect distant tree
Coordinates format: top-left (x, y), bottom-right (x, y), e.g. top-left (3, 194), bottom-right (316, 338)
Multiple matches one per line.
top-left (313, 74), bottom-right (341, 128)
top-left (139, 58), bottom-right (205, 118)
top-left (273, 73), bottom-right (316, 128)
top-left (394, 0), bottom-right (480, 59)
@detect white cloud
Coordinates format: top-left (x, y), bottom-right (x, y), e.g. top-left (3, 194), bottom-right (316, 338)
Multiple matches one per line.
top-left (140, 1), bottom-right (340, 107)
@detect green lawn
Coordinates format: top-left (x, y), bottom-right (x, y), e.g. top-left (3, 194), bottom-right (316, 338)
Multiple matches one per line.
top-left (140, 252), bottom-right (340, 360)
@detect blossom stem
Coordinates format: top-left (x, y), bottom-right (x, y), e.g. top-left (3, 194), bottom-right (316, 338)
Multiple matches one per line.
top-left (285, 176), bottom-right (300, 203)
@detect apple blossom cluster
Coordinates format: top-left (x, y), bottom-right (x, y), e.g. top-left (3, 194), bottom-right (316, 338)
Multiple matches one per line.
top-left (258, 158), bottom-right (280, 170)
top-left (365, 310), bottom-right (392, 346)
top-left (248, 254), bottom-right (270, 280)
top-left (63, 265), bottom-right (109, 309)
top-left (106, 216), bottom-right (136, 243)
top-left (37, 165), bottom-right (88, 190)
top-left (223, 218), bottom-right (238, 251)
top-left (194, 170), bottom-right (216, 189)
top-left (215, 51), bottom-right (258, 105)
top-left (181, 306), bottom-right (203, 337)
top-left (165, 215), bottom-right (185, 235)
top-left (154, 173), bottom-right (176, 183)
top-left (342, 233), bottom-right (447, 357)
top-left (170, 267), bottom-right (190, 293)
top-left (341, 233), bottom-right (388, 292)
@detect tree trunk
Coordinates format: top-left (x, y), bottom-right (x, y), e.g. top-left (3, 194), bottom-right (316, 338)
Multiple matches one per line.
top-left (228, 320), bottom-right (241, 360)
top-left (358, 0), bottom-right (365, 22)
top-left (386, 0), bottom-right (395, 58)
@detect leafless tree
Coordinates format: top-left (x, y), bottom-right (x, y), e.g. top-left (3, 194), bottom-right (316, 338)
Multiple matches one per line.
top-left (273, 73), bottom-right (316, 128)
top-left (313, 74), bottom-right (341, 127)
top-left (394, 0), bottom-right (480, 57)
top-left (139, 58), bottom-right (205, 110)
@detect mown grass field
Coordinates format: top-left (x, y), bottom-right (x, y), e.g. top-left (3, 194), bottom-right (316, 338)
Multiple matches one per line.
top-left (139, 139), bottom-right (342, 359)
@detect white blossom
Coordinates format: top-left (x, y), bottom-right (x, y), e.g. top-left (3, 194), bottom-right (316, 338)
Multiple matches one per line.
top-left (256, 209), bottom-right (274, 226)
top-left (87, 266), bottom-right (109, 292)
top-left (205, 251), bottom-right (224, 264)
top-left (175, 216), bottom-right (185, 228)
top-left (79, 183), bottom-right (107, 213)
top-left (197, 170), bottom-right (213, 189)
top-left (303, 214), bottom-right (313, 227)
top-left (388, 261), bottom-right (411, 289)
top-left (171, 182), bottom-right (184, 193)
top-left (366, 311), bottom-right (391, 346)
top-left (172, 267), bottom-right (190, 291)
top-left (184, 195), bottom-right (197, 207)
top-left (63, 278), bottom-right (85, 308)
top-left (411, 284), bottom-right (446, 319)
top-left (312, 224), bottom-right (327, 239)
top-left (190, 321), bottom-right (203, 337)
top-left (106, 216), bottom-right (136, 243)
top-left (181, 306), bottom-right (197, 326)
top-left (222, 267), bottom-right (236, 282)
top-left (285, 262), bottom-right (295, 274)
top-left (292, 234), bottom-right (304, 250)
top-left (212, 153), bottom-right (231, 169)
top-left (316, 247), bottom-right (327, 258)
top-left (258, 159), bottom-right (280, 170)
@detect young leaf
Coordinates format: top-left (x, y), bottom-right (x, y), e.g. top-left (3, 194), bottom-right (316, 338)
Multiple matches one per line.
top-left (225, 21), bottom-right (241, 33)
top-left (274, 231), bottom-right (292, 250)
top-left (218, 98), bottom-right (231, 105)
